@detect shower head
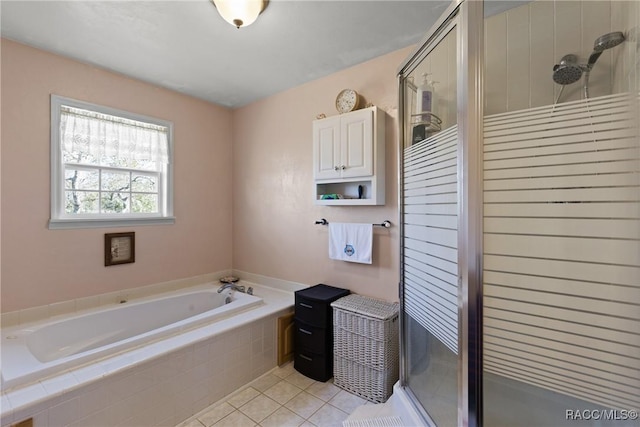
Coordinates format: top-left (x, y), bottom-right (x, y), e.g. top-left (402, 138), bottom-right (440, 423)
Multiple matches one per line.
top-left (587, 31), bottom-right (625, 67)
top-left (553, 31), bottom-right (625, 101)
top-left (553, 54), bottom-right (584, 85)
top-left (593, 31), bottom-right (625, 52)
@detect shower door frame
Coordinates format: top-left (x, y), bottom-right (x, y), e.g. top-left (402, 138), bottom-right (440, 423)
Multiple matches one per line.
top-left (397, 1), bottom-right (484, 425)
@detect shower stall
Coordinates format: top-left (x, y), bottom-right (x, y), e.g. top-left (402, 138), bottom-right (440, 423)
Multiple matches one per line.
top-left (397, 0), bottom-right (639, 425)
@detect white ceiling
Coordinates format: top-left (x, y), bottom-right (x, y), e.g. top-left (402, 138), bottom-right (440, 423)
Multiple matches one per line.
top-left (1, 0), bottom-right (454, 108)
top-left (1, 1), bottom-right (526, 108)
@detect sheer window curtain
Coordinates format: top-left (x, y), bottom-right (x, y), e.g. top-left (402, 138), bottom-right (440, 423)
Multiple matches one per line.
top-left (60, 106), bottom-right (169, 164)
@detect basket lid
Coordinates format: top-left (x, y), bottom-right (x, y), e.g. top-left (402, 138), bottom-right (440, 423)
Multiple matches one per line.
top-left (331, 294), bottom-right (399, 320)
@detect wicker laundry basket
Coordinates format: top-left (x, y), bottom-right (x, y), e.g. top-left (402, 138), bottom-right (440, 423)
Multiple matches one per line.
top-left (331, 294), bottom-right (399, 403)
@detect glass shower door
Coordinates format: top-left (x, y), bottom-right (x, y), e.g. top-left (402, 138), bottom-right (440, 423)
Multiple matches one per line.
top-left (402, 28), bottom-right (458, 425)
top-left (401, 23), bottom-right (459, 426)
top-left (398, 1), bottom-right (483, 425)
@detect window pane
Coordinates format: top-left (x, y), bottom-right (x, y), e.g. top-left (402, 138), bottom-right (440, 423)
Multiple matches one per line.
top-left (101, 171), bottom-right (130, 191)
top-left (52, 97), bottom-right (173, 224)
top-left (65, 169), bottom-right (99, 190)
top-left (131, 173), bottom-right (157, 192)
top-left (131, 193), bottom-right (158, 213)
top-left (65, 191), bottom-right (99, 214)
top-left (101, 192), bottom-right (129, 214)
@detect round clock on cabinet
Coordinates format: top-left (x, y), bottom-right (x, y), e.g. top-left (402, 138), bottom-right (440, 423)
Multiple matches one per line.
top-left (335, 89), bottom-right (360, 114)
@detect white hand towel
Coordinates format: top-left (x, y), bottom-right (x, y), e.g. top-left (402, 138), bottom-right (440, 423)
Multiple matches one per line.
top-left (328, 223), bottom-right (373, 264)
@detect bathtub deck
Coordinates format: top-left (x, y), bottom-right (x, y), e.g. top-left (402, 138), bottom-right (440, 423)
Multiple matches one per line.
top-left (1, 280), bottom-right (301, 427)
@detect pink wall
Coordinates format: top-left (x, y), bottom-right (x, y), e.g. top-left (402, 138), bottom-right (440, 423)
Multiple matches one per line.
top-left (232, 47), bottom-right (412, 303)
top-left (1, 39), bottom-right (409, 313)
top-left (1, 39), bottom-right (234, 312)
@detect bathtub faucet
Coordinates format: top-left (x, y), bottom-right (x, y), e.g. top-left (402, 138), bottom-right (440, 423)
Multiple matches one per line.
top-left (217, 282), bottom-right (246, 293)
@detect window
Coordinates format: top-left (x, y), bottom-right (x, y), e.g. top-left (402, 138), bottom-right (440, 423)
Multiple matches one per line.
top-left (49, 95), bottom-right (174, 229)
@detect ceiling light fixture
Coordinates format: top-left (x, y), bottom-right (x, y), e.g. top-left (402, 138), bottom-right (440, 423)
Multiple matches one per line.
top-left (211, 0), bottom-right (269, 29)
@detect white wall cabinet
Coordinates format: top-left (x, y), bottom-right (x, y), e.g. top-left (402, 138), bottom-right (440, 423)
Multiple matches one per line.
top-left (313, 106), bottom-right (385, 205)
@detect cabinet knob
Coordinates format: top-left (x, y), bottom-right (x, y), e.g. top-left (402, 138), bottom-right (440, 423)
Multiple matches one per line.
top-left (341, 165), bottom-right (346, 170)
top-left (334, 166), bottom-right (339, 171)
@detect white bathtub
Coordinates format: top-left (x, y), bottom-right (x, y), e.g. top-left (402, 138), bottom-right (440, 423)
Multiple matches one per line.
top-left (1, 283), bottom-right (263, 389)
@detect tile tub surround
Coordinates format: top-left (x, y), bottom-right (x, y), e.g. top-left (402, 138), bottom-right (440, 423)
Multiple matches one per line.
top-left (1, 280), bottom-right (303, 427)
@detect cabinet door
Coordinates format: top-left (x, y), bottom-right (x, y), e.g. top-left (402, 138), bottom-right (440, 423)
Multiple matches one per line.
top-left (340, 108), bottom-right (373, 178)
top-left (313, 116), bottom-right (341, 180)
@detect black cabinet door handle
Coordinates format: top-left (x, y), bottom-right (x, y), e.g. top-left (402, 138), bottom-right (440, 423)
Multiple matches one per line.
top-left (299, 354), bottom-right (313, 361)
top-left (299, 302), bottom-right (313, 309)
top-left (299, 328), bottom-right (313, 335)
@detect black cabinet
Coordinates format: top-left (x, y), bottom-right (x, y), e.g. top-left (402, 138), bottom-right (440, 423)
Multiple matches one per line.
top-left (294, 284), bottom-right (350, 381)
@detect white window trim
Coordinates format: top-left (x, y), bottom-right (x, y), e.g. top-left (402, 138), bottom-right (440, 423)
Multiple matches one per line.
top-left (49, 95), bottom-right (175, 230)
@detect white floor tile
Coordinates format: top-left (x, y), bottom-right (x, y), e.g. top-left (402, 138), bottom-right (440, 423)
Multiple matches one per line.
top-left (284, 371), bottom-right (315, 390)
top-left (227, 387), bottom-right (260, 409)
top-left (306, 381), bottom-right (341, 402)
top-left (198, 402), bottom-right (235, 427)
top-left (248, 374), bottom-right (281, 392)
top-left (238, 394), bottom-right (280, 423)
top-left (213, 410), bottom-right (256, 427)
top-left (259, 406), bottom-right (305, 427)
top-left (263, 380), bottom-right (302, 405)
top-left (179, 419), bottom-right (205, 427)
top-left (307, 403), bottom-right (349, 427)
top-left (271, 363), bottom-right (296, 379)
top-left (284, 391), bottom-right (325, 419)
top-left (174, 364), bottom-right (373, 427)
top-left (328, 390), bottom-right (367, 414)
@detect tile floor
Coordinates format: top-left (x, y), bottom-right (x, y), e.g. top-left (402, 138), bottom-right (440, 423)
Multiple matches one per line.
top-left (177, 362), bottom-right (369, 427)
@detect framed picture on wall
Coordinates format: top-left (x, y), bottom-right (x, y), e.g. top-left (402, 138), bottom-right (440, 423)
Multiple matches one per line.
top-left (105, 232), bottom-right (135, 266)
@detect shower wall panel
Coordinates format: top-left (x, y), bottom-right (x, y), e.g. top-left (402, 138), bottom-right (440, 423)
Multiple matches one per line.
top-left (484, 0), bottom-right (637, 116)
top-left (483, 92), bottom-right (640, 411)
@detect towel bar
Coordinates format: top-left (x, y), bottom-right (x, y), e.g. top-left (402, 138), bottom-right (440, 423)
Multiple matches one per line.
top-left (314, 218), bottom-right (392, 228)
